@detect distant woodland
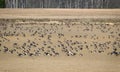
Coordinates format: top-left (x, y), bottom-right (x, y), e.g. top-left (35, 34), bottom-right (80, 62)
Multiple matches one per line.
top-left (1, 0), bottom-right (120, 8)
top-left (0, 0), bottom-right (5, 8)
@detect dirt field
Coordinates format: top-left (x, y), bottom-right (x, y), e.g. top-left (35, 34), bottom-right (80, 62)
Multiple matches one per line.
top-left (0, 53), bottom-right (120, 72)
top-left (0, 9), bottom-right (120, 72)
top-left (0, 9), bottom-right (120, 18)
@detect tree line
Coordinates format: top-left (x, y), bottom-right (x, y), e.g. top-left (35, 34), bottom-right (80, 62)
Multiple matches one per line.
top-left (4, 0), bottom-right (120, 8)
top-left (0, 0), bottom-right (5, 8)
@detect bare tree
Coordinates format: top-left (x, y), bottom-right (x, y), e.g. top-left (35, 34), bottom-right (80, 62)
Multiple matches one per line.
top-left (5, 0), bottom-right (111, 8)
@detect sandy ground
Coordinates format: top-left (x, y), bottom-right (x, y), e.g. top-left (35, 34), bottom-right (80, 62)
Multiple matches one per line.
top-left (0, 9), bottom-right (120, 19)
top-left (0, 9), bottom-right (120, 72)
top-left (0, 53), bottom-right (120, 72)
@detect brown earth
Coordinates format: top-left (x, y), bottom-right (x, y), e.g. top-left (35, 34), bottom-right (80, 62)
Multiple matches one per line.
top-left (0, 9), bottom-right (120, 19)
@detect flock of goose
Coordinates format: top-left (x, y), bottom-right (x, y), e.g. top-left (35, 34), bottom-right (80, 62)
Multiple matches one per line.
top-left (0, 19), bottom-right (120, 57)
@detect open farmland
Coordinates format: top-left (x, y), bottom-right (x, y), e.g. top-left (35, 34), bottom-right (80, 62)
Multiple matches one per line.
top-left (0, 9), bottom-right (120, 72)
